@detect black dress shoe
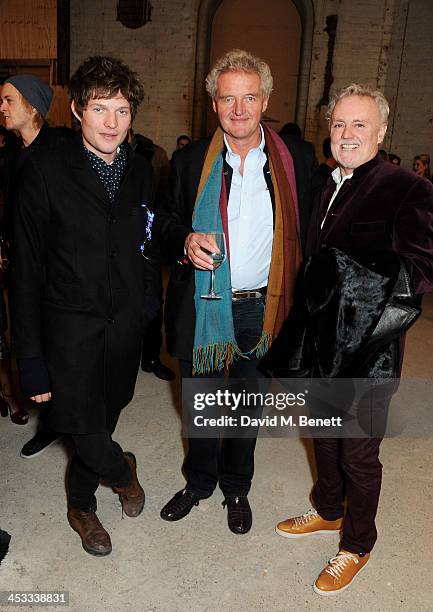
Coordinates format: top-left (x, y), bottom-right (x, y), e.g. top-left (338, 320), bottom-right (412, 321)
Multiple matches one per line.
top-left (141, 358), bottom-right (175, 381)
top-left (20, 428), bottom-right (61, 458)
top-left (160, 489), bottom-right (202, 521)
top-left (223, 496), bottom-right (252, 534)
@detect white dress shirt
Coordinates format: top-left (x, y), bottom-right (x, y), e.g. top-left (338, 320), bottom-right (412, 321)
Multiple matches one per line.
top-left (321, 166), bottom-right (354, 229)
top-left (224, 126), bottom-right (273, 290)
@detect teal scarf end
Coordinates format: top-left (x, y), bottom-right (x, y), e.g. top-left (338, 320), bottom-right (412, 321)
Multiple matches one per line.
top-left (192, 332), bottom-right (272, 376)
top-left (192, 340), bottom-right (244, 376)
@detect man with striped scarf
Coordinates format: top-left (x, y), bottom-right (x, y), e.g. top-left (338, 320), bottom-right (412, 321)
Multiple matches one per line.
top-left (159, 49), bottom-right (319, 534)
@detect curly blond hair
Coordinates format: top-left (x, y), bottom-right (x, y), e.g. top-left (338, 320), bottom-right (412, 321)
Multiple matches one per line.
top-left (205, 49), bottom-right (273, 99)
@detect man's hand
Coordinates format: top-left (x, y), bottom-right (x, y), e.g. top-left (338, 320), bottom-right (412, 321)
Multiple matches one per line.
top-left (30, 392), bottom-right (52, 403)
top-left (185, 232), bottom-right (219, 270)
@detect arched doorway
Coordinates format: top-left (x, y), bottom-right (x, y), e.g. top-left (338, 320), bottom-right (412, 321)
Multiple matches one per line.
top-left (206, 0), bottom-right (301, 136)
top-left (193, 0), bottom-right (314, 139)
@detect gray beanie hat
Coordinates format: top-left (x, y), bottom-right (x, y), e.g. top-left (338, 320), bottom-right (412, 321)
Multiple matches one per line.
top-left (5, 74), bottom-right (53, 118)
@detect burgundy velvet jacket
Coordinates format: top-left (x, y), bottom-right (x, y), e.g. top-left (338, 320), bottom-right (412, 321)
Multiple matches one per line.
top-left (307, 154), bottom-right (433, 296)
top-left (260, 154), bottom-right (433, 380)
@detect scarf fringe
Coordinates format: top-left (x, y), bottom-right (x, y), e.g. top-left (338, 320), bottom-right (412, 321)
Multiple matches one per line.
top-left (253, 331), bottom-right (271, 359)
top-left (193, 340), bottom-right (244, 376)
top-left (192, 332), bottom-right (272, 376)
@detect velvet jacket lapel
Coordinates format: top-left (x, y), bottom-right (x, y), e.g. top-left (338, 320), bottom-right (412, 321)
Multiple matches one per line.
top-left (308, 155), bottom-right (383, 255)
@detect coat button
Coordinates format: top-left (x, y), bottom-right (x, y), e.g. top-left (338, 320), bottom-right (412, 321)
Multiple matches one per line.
top-left (110, 249), bottom-right (117, 257)
top-left (108, 318), bottom-right (115, 324)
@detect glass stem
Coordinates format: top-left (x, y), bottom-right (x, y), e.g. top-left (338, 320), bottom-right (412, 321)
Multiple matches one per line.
top-left (210, 268), bottom-right (216, 296)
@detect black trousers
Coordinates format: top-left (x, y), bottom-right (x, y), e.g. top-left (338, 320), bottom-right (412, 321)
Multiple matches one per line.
top-left (67, 410), bottom-right (131, 512)
top-left (312, 392), bottom-right (391, 554)
top-left (182, 296), bottom-right (266, 498)
top-left (141, 306), bottom-right (163, 364)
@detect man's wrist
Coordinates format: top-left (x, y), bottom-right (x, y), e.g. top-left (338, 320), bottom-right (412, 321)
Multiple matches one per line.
top-left (17, 357), bottom-right (50, 397)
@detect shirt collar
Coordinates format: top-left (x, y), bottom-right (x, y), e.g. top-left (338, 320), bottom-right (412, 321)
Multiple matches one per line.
top-left (332, 165), bottom-right (353, 186)
top-left (83, 144), bottom-right (122, 167)
top-left (223, 124), bottom-right (265, 159)
top-left (332, 154), bottom-right (384, 186)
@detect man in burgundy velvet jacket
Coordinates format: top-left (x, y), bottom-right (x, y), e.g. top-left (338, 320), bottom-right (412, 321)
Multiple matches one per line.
top-left (274, 84), bottom-right (433, 596)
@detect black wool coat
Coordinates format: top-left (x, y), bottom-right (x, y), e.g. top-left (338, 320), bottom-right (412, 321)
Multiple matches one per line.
top-left (11, 135), bottom-right (159, 434)
top-left (159, 131), bottom-right (321, 362)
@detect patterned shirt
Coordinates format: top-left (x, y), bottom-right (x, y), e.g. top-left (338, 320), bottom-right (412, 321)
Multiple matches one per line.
top-left (83, 143), bottom-right (127, 202)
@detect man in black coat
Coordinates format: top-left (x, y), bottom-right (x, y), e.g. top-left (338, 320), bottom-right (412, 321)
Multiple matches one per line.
top-left (1, 73), bottom-right (73, 440)
top-left (11, 56), bottom-right (159, 556)
top-left (159, 49), bottom-right (319, 534)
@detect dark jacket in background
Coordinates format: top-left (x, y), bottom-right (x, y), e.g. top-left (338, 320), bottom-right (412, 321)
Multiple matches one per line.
top-left (1, 124), bottom-right (73, 242)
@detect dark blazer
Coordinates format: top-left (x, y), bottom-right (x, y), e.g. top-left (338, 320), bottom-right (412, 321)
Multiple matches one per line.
top-left (262, 155), bottom-right (433, 381)
top-left (307, 155), bottom-right (433, 295)
top-left (11, 135), bottom-right (158, 434)
top-left (159, 130), bottom-right (321, 362)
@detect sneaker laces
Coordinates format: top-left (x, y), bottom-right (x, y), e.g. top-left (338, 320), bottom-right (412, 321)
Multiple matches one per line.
top-left (325, 552), bottom-right (359, 579)
top-left (293, 508), bottom-right (318, 527)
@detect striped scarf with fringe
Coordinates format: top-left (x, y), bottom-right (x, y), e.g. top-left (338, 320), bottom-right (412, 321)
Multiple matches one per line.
top-left (192, 125), bottom-right (302, 375)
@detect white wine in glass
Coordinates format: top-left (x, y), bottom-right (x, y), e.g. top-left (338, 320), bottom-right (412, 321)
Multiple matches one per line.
top-left (200, 231), bottom-right (227, 300)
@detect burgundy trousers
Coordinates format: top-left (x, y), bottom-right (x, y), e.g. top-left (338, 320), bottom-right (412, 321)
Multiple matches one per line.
top-left (312, 393), bottom-right (391, 554)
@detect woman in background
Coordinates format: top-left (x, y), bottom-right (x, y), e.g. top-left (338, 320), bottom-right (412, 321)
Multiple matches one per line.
top-left (413, 153), bottom-right (431, 180)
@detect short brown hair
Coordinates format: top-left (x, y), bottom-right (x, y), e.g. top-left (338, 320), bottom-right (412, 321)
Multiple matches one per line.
top-left (69, 56), bottom-right (144, 119)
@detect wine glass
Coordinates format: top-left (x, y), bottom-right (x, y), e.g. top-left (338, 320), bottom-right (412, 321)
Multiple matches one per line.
top-left (200, 231), bottom-right (227, 300)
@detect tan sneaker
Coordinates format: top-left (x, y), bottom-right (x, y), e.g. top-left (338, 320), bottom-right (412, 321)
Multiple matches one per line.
top-left (313, 550), bottom-right (370, 596)
top-left (276, 509), bottom-right (342, 539)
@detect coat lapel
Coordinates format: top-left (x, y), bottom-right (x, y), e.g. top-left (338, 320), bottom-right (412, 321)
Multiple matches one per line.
top-left (67, 135), bottom-right (112, 212)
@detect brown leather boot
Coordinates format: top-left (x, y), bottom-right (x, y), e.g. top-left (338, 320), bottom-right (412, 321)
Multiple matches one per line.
top-left (67, 508), bottom-right (112, 556)
top-left (113, 452), bottom-right (145, 517)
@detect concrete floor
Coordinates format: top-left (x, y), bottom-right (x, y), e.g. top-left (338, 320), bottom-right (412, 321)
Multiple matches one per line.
top-left (1, 296), bottom-right (433, 612)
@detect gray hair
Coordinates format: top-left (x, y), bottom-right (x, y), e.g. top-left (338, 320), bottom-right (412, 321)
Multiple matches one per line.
top-left (205, 49), bottom-right (273, 99)
top-left (326, 83), bottom-right (389, 125)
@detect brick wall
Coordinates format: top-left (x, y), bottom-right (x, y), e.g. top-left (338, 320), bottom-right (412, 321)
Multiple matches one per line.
top-left (71, 0), bottom-right (432, 164)
top-left (70, 0), bottom-right (199, 155)
top-left (387, 0), bottom-right (433, 168)
top-left (305, 0), bottom-right (432, 168)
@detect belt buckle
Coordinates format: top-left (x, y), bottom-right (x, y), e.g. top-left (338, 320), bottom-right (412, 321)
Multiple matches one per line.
top-left (232, 290), bottom-right (262, 302)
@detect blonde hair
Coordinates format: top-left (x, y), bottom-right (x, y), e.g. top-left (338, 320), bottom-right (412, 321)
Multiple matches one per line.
top-left (327, 83), bottom-right (389, 125)
top-left (20, 93), bottom-right (44, 129)
top-left (205, 49), bottom-right (273, 99)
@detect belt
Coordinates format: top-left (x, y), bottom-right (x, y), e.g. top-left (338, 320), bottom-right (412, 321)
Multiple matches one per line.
top-left (232, 287), bottom-right (267, 301)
